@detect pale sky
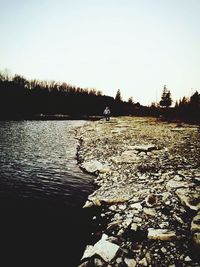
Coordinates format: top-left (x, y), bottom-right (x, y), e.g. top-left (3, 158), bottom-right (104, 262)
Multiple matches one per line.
top-left (1, 0), bottom-right (200, 105)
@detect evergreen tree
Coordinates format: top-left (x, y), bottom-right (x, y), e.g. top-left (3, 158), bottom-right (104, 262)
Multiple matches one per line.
top-left (128, 97), bottom-right (134, 104)
top-left (115, 89), bottom-right (122, 102)
top-left (159, 85), bottom-right (172, 107)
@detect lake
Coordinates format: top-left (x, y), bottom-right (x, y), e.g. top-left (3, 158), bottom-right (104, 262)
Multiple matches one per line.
top-left (0, 120), bottom-right (95, 267)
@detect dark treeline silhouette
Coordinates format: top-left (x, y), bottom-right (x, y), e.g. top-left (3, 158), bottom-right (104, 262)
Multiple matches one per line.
top-left (0, 71), bottom-right (138, 119)
top-left (0, 71), bottom-right (199, 123)
top-left (149, 86), bottom-right (200, 124)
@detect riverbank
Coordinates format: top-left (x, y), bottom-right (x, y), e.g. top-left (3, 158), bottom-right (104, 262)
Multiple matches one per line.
top-left (77, 116), bottom-right (200, 267)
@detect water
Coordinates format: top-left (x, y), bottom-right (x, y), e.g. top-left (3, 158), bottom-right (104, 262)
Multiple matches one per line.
top-left (0, 120), bottom-right (95, 267)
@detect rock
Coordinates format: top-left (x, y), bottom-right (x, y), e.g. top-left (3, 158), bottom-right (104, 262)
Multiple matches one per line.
top-left (184, 256), bottom-right (192, 262)
top-left (81, 245), bottom-right (95, 260)
top-left (171, 128), bottom-right (185, 132)
top-left (116, 257), bottom-right (123, 264)
top-left (145, 194), bottom-right (157, 207)
top-left (83, 200), bottom-right (94, 208)
top-left (143, 208), bottom-right (156, 216)
top-left (94, 258), bottom-right (105, 266)
top-left (130, 202), bottom-right (143, 210)
top-left (148, 228), bottom-right (176, 241)
top-left (81, 160), bottom-right (103, 173)
top-left (138, 257), bottom-right (148, 266)
top-left (176, 189), bottom-right (200, 211)
top-left (166, 179), bottom-right (188, 190)
top-left (191, 213), bottom-right (200, 232)
top-left (111, 153), bottom-right (139, 163)
top-left (131, 223), bottom-right (138, 231)
top-left (124, 258), bottom-right (137, 267)
top-left (161, 247), bottom-right (167, 253)
top-left (132, 144), bottom-right (156, 153)
top-left (91, 234), bottom-right (119, 262)
top-left (159, 222), bottom-right (169, 228)
top-left (145, 252), bottom-right (151, 264)
top-left (107, 220), bottom-right (122, 231)
top-left (173, 214), bottom-right (184, 224)
top-left (78, 261), bottom-right (91, 267)
top-left (109, 205), bottom-right (117, 211)
top-left (193, 232), bottom-right (200, 249)
top-left (123, 218), bottom-right (133, 228)
top-left (118, 204), bottom-right (127, 210)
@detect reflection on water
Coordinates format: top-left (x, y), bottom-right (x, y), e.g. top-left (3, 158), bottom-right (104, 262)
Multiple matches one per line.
top-left (0, 120), bottom-right (95, 267)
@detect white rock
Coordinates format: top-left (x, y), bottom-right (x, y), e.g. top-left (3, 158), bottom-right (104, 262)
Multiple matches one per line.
top-left (132, 144), bottom-right (156, 152)
top-left (138, 257), bottom-right (148, 266)
top-left (148, 228), bottom-right (176, 241)
top-left (161, 247), bottom-right (167, 253)
top-left (131, 223), bottom-right (138, 231)
top-left (130, 202), bottom-right (143, 210)
top-left (184, 256), bottom-right (192, 262)
top-left (124, 258), bottom-right (137, 267)
top-left (166, 180), bottom-right (188, 190)
top-left (193, 232), bottom-right (200, 249)
top-left (143, 208), bottom-right (156, 216)
top-left (176, 189), bottom-right (200, 211)
top-left (81, 234), bottom-right (119, 263)
top-left (118, 204), bottom-right (126, 210)
top-left (81, 245), bottom-right (95, 260)
top-left (191, 213), bottom-right (200, 232)
top-left (93, 234), bottom-right (119, 262)
top-left (81, 160), bottom-right (103, 173)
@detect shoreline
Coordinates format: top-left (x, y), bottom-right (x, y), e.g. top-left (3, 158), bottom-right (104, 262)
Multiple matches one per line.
top-left (77, 116), bottom-right (200, 267)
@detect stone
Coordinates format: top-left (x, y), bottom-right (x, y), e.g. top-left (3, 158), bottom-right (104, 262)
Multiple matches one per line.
top-left (81, 160), bottom-right (103, 173)
top-left (148, 228), bottom-right (176, 241)
top-left (161, 247), bottom-right (167, 253)
top-left (124, 258), bottom-right (137, 267)
top-left (193, 232), bottom-right (200, 249)
top-left (145, 252), bottom-right (151, 264)
top-left (145, 194), bottom-right (157, 207)
top-left (111, 153), bottom-right (139, 163)
top-left (83, 200), bottom-right (94, 208)
top-left (138, 257), bottom-right (148, 266)
top-left (130, 202), bottom-right (143, 210)
top-left (191, 213), bottom-right (200, 232)
top-left (143, 208), bottom-right (156, 216)
top-left (184, 256), bottom-right (192, 262)
top-left (94, 258), bottom-right (105, 266)
top-left (93, 234), bottom-right (119, 262)
top-left (118, 204), bottom-right (127, 210)
top-left (123, 218), bottom-right (133, 228)
top-left (81, 245), bottom-right (95, 260)
top-left (166, 179), bottom-right (188, 190)
top-left (81, 234), bottom-right (119, 263)
top-left (131, 223), bottom-right (138, 231)
top-left (107, 220), bottom-right (122, 231)
top-left (116, 257), bottom-right (123, 264)
top-left (78, 261), bottom-right (91, 267)
top-left (132, 144), bottom-right (156, 153)
top-left (176, 189), bottom-right (200, 211)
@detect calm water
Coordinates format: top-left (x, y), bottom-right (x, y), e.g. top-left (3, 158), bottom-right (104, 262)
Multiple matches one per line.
top-left (0, 120), bottom-right (95, 267)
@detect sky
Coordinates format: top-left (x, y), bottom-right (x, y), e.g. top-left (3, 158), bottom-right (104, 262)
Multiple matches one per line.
top-left (0, 0), bottom-right (200, 105)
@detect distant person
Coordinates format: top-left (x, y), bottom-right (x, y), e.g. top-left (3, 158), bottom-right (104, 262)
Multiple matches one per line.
top-left (103, 107), bottom-right (111, 121)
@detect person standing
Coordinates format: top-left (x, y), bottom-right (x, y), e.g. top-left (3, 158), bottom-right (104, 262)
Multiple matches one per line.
top-left (103, 107), bottom-right (111, 121)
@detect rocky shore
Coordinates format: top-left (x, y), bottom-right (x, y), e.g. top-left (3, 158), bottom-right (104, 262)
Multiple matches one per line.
top-left (76, 117), bottom-right (200, 267)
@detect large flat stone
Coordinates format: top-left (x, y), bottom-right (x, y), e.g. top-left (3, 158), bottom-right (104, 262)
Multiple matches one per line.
top-left (81, 234), bottom-right (119, 263)
top-left (176, 189), bottom-right (200, 211)
top-left (148, 228), bottom-right (176, 241)
top-left (81, 160), bottom-right (103, 173)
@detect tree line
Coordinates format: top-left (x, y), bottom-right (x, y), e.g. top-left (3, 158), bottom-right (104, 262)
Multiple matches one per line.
top-left (0, 71), bottom-right (199, 123)
top-left (150, 85), bottom-right (200, 123)
top-left (0, 71), bottom-right (138, 119)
